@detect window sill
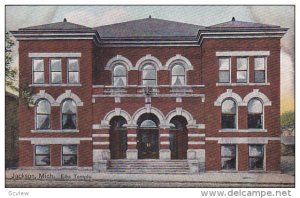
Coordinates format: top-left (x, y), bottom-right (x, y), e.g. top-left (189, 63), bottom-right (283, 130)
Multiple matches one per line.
top-left (31, 129), bottom-right (79, 133)
top-left (216, 82), bottom-right (270, 86)
top-left (219, 129), bottom-right (267, 132)
top-left (29, 84), bottom-right (82, 87)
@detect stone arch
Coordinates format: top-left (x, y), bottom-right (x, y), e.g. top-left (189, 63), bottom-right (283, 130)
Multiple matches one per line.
top-left (131, 106), bottom-right (166, 126)
top-left (166, 108), bottom-right (195, 125)
top-left (243, 89), bottom-right (272, 106)
top-left (101, 108), bottom-right (132, 126)
top-left (105, 55), bottom-right (133, 71)
top-left (56, 90), bottom-right (83, 106)
top-left (135, 54), bottom-right (164, 70)
top-left (31, 90), bottom-right (58, 106)
top-left (166, 54), bottom-right (193, 71)
top-left (214, 89), bottom-right (243, 106)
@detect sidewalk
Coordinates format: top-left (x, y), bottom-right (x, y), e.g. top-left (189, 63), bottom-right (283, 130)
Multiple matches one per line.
top-left (5, 169), bottom-right (295, 187)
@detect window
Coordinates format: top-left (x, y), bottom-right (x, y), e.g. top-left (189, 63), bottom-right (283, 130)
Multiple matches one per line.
top-left (32, 59), bottom-right (44, 84)
top-left (249, 144), bottom-right (264, 170)
top-left (236, 57), bottom-right (248, 83)
top-left (36, 99), bottom-right (51, 130)
top-left (254, 57), bottom-right (266, 83)
top-left (142, 65), bottom-right (156, 86)
top-left (62, 145), bottom-right (77, 166)
top-left (221, 145), bottom-right (236, 170)
top-left (113, 65), bottom-right (127, 86)
top-left (61, 99), bottom-right (77, 129)
top-left (248, 98), bottom-right (263, 129)
top-left (50, 59), bottom-right (62, 84)
top-left (218, 58), bottom-right (230, 83)
top-left (35, 145), bottom-right (50, 166)
top-left (221, 99), bottom-right (236, 129)
top-left (68, 58), bottom-right (79, 84)
top-left (171, 64), bottom-right (185, 86)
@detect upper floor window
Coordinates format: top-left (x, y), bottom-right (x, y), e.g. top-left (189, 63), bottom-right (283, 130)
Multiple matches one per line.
top-left (61, 99), bottom-right (77, 129)
top-left (221, 144), bottom-right (236, 170)
top-left (236, 57), bottom-right (248, 83)
top-left (142, 64), bottom-right (156, 86)
top-left (254, 57), bottom-right (266, 83)
top-left (171, 64), bottom-right (185, 86)
top-left (113, 65), bottom-right (127, 86)
top-left (221, 99), bottom-right (236, 129)
top-left (248, 98), bottom-right (263, 129)
top-left (50, 58), bottom-right (62, 84)
top-left (36, 99), bottom-right (51, 130)
top-left (32, 59), bottom-right (44, 84)
top-left (218, 58), bottom-right (231, 83)
top-left (68, 58), bottom-right (80, 84)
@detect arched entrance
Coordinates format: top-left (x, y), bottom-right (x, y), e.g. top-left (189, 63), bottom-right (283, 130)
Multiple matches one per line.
top-left (109, 116), bottom-right (128, 159)
top-left (169, 116), bottom-right (188, 159)
top-left (137, 113), bottom-right (159, 159)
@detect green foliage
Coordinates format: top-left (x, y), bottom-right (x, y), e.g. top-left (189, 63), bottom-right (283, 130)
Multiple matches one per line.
top-left (281, 111), bottom-right (295, 127)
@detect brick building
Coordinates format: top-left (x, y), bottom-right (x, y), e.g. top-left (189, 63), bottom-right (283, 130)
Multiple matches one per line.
top-left (11, 16), bottom-right (287, 173)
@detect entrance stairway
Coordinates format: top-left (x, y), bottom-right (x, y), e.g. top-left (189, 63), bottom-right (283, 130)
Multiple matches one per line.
top-left (107, 160), bottom-right (191, 174)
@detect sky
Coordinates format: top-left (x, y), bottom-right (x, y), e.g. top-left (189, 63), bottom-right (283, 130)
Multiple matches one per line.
top-left (5, 5), bottom-right (295, 113)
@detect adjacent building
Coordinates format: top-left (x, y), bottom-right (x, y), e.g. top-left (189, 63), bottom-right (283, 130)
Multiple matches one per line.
top-left (11, 16), bottom-right (287, 173)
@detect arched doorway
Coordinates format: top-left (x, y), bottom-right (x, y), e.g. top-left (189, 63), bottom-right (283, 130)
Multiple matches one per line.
top-left (137, 113), bottom-right (159, 159)
top-left (169, 116), bottom-right (188, 159)
top-left (109, 116), bottom-right (128, 159)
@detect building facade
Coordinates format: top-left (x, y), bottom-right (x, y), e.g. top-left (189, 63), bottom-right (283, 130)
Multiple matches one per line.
top-left (12, 16), bottom-right (287, 173)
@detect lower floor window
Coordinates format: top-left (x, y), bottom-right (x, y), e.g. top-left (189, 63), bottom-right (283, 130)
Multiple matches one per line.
top-left (249, 144), bottom-right (264, 170)
top-left (221, 144), bottom-right (236, 170)
top-left (35, 145), bottom-right (50, 166)
top-left (62, 145), bottom-right (78, 166)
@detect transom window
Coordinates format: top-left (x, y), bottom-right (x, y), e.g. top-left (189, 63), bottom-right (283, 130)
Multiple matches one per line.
top-left (171, 64), bottom-right (185, 86)
top-left (50, 58), bottom-right (62, 84)
top-left (36, 99), bottom-right (51, 130)
top-left (254, 57), bottom-right (266, 83)
top-left (249, 144), bottom-right (264, 170)
top-left (113, 65), bottom-right (127, 86)
top-left (142, 64), bottom-right (156, 86)
top-left (62, 145), bottom-right (77, 166)
top-left (221, 145), bottom-right (236, 170)
top-left (236, 57), bottom-right (248, 83)
top-left (35, 145), bottom-right (50, 166)
top-left (140, 120), bottom-right (157, 128)
top-left (221, 99), bottom-right (236, 129)
top-left (68, 58), bottom-right (79, 84)
top-left (61, 99), bottom-right (77, 129)
top-left (32, 59), bottom-right (44, 84)
top-left (218, 58), bottom-right (231, 83)
top-left (248, 98), bottom-right (263, 129)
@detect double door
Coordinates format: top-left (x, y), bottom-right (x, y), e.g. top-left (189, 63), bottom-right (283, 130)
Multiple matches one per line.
top-left (138, 130), bottom-right (159, 159)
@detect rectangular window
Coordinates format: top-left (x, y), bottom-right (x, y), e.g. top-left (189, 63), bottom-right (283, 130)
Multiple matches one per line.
top-left (62, 145), bottom-right (77, 166)
top-left (254, 57), bottom-right (266, 83)
top-left (35, 145), bottom-right (50, 166)
top-left (221, 145), bottom-right (236, 170)
top-left (249, 144), bottom-right (264, 170)
top-left (236, 57), bottom-right (248, 83)
top-left (68, 59), bottom-right (79, 84)
top-left (32, 59), bottom-right (44, 84)
top-left (50, 59), bottom-right (62, 84)
top-left (218, 58), bottom-right (231, 83)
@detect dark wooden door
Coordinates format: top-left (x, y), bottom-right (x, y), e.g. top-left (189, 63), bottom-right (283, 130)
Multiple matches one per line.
top-left (138, 130), bottom-right (159, 159)
top-left (170, 130), bottom-right (188, 159)
top-left (110, 130), bottom-right (127, 159)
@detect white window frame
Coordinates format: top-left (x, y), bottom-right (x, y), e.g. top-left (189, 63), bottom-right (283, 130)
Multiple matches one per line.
top-left (236, 57), bottom-right (249, 84)
top-left (254, 56), bottom-right (267, 84)
top-left (141, 64), bottom-right (157, 86)
top-left (247, 98), bottom-right (265, 130)
top-left (221, 98), bottom-right (238, 130)
top-left (49, 58), bottom-right (62, 84)
top-left (67, 58), bottom-right (80, 84)
top-left (34, 144), bottom-right (51, 167)
top-left (32, 58), bottom-right (45, 84)
top-left (35, 99), bottom-right (51, 130)
top-left (61, 99), bottom-right (78, 130)
top-left (218, 57), bottom-right (231, 83)
top-left (220, 144), bottom-right (238, 171)
top-left (112, 64), bottom-right (128, 87)
top-left (170, 64), bottom-right (186, 86)
top-left (248, 144), bottom-right (266, 171)
top-left (61, 144), bottom-right (78, 167)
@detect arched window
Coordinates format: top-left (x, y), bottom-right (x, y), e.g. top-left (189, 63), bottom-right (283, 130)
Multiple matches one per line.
top-left (248, 98), bottom-right (263, 129)
top-left (36, 99), bottom-right (51, 130)
top-left (221, 99), bottom-right (236, 129)
top-left (142, 65), bottom-right (156, 86)
top-left (171, 64), bottom-right (185, 86)
top-left (61, 99), bottom-right (77, 129)
top-left (113, 65), bottom-right (127, 86)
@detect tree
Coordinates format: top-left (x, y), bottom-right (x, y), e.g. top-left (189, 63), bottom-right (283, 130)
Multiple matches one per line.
top-left (5, 32), bottom-right (33, 106)
top-left (281, 111), bottom-right (295, 136)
